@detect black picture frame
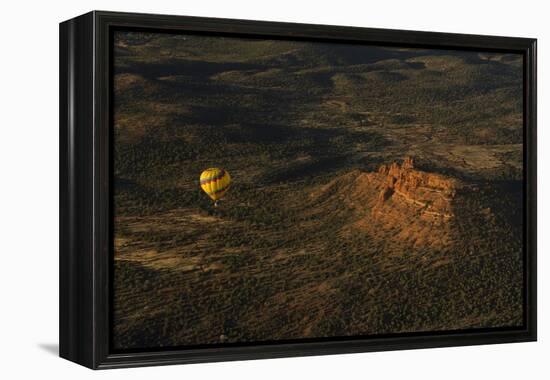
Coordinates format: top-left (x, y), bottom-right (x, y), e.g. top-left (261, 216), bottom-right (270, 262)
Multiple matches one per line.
top-left (59, 10), bottom-right (537, 369)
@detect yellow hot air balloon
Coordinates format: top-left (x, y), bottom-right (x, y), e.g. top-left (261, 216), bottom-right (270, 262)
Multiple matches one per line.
top-left (200, 168), bottom-right (231, 206)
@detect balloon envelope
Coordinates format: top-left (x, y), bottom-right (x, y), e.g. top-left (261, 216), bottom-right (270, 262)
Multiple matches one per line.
top-left (200, 168), bottom-right (231, 201)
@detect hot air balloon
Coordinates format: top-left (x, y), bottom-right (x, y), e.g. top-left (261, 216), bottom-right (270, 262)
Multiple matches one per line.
top-left (200, 168), bottom-right (231, 206)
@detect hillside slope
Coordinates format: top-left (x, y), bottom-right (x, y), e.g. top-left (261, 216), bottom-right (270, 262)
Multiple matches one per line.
top-left (113, 159), bottom-right (523, 349)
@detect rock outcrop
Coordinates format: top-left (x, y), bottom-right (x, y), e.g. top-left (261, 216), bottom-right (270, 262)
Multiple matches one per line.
top-left (375, 157), bottom-right (462, 221)
top-left (311, 157), bottom-right (472, 248)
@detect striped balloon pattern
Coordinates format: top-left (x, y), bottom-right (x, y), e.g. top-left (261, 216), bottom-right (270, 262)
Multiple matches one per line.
top-left (200, 168), bottom-right (231, 202)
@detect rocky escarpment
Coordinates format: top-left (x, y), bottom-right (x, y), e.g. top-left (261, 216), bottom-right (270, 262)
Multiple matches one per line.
top-left (311, 157), bottom-right (478, 248)
top-left (375, 157), bottom-right (463, 221)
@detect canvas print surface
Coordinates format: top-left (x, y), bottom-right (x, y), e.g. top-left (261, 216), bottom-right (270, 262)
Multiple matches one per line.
top-left (112, 30), bottom-right (524, 350)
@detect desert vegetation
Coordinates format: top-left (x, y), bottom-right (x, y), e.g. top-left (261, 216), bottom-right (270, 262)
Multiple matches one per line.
top-left (112, 31), bottom-right (524, 350)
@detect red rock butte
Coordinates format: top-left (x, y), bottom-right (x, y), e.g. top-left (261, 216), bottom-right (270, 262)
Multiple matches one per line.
top-left (312, 157), bottom-right (471, 248)
top-left (376, 157), bottom-right (462, 220)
